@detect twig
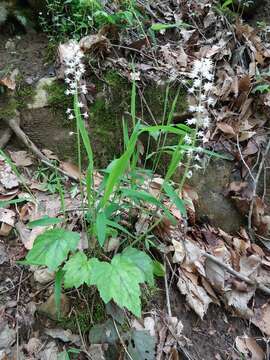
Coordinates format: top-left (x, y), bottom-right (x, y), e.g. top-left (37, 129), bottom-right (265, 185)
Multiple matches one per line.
top-left (113, 319), bottom-right (134, 360)
top-left (164, 256), bottom-right (172, 317)
top-left (0, 127), bottom-right (12, 148)
top-left (236, 134), bottom-right (255, 183)
top-left (16, 270), bottom-right (24, 360)
top-left (202, 251), bottom-right (270, 296)
top-left (248, 138), bottom-right (270, 230)
top-left (3, 113), bottom-right (80, 182)
top-left (74, 310), bottom-right (93, 360)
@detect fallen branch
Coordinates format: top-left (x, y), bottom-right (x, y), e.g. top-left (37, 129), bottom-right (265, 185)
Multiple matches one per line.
top-left (3, 113), bottom-right (80, 182)
top-left (202, 251), bottom-right (270, 296)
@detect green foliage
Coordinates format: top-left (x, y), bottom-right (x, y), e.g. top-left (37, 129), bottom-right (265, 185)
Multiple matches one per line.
top-left (150, 21), bottom-right (190, 31)
top-left (23, 228), bottom-right (80, 270)
top-left (40, 0), bottom-right (139, 41)
top-left (89, 250), bottom-right (147, 317)
top-left (27, 216), bottom-right (63, 228)
top-left (22, 75), bottom-right (216, 318)
top-left (252, 83), bottom-right (270, 94)
top-left (63, 252), bottom-right (93, 288)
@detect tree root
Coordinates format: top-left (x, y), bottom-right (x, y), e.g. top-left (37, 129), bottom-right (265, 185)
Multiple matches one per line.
top-left (0, 127), bottom-right (12, 149)
top-left (3, 112), bottom-right (79, 182)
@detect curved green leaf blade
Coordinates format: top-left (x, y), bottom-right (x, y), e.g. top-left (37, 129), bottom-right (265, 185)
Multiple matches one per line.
top-left (27, 216), bottom-right (63, 229)
top-left (96, 212), bottom-right (107, 247)
top-left (24, 229), bottom-right (80, 270)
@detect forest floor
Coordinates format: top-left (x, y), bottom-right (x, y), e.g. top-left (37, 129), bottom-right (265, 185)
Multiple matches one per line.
top-left (1, 1), bottom-right (270, 359)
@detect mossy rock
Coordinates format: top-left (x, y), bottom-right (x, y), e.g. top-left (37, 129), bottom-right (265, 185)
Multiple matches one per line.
top-left (89, 70), bottom-right (187, 168)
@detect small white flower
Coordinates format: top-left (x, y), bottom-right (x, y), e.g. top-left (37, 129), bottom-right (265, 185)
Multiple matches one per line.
top-left (78, 101), bottom-right (84, 108)
top-left (193, 78), bottom-right (202, 88)
top-left (201, 94), bottom-right (206, 101)
top-left (80, 84), bottom-right (87, 94)
top-left (130, 71), bottom-right (141, 81)
top-left (186, 170), bottom-right (193, 178)
top-left (204, 82), bottom-right (213, 92)
top-left (83, 112), bottom-right (89, 119)
top-left (194, 163), bottom-right (202, 170)
top-left (70, 82), bottom-right (77, 89)
top-left (207, 97), bottom-right (215, 106)
top-left (188, 87), bottom-right (195, 94)
top-left (68, 114), bottom-right (74, 120)
top-left (189, 105), bottom-right (197, 112)
top-left (66, 108), bottom-right (72, 114)
top-left (184, 134), bottom-right (192, 144)
top-left (195, 105), bottom-right (205, 113)
top-left (186, 117), bottom-right (197, 125)
top-left (65, 89), bottom-right (71, 95)
top-left (202, 116), bottom-right (210, 128)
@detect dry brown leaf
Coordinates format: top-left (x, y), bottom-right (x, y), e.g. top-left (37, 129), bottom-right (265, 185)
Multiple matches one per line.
top-left (9, 151), bottom-right (33, 167)
top-left (60, 161), bottom-right (81, 180)
top-left (235, 336), bottom-right (264, 360)
top-left (251, 303), bottom-right (270, 336)
top-left (238, 75), bottom-right (251, 93)
top-left (79, 34), bottom-right (110, 53)
top-left (217, 123), bottom-right (236, 136)
top-left (0, 208), bottom-right (15, 236)
top-left (238, 131), bottom-right (256, 142)
top-left (0, 68), bottom-right (19, 90)
top-left (0, 157), bottom-right (19, 189)
top-left (225, 287), bottom-right (254, 318)
top-left (42, 149), bottom-right (59, 161)
top-left (177, 269), bottom-right (212, 319)
top-left (16, 221), bottom-right (45, 250)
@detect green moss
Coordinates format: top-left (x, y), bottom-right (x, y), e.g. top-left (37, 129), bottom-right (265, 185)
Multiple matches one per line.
top-left (0, 97), bottom-right (18, 119)
top-left (58, 291), bottom-right (106, 333)
top-left (15, 82), bottom-right (36, 110)
top-left (88, 70), bottom-right (187, 168)
top-left (103, 70), bottom-right (127, 88)
top-left (45, 80), bottom-right (71, 112)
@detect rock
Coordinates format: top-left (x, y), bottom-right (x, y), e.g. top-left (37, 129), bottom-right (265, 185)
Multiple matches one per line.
top-left (38, 294), bottom-right (70, 320)
top-left (28, 77), bottom-right (56, 109)
top-left (189, 159), bottom-right (244, 233)
top-left (33, 267), bottom-right (55, 284)
top-left (0, 322), bottom-right (16, 350)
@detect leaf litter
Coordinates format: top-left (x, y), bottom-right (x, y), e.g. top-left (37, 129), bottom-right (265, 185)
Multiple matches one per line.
top-left (2, 0), bottom-right (270, 359)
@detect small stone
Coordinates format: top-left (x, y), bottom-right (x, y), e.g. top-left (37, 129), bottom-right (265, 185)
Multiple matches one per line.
top-left (34, 267), bottom-right (55, 284)
top-left (38, 294), bottom-right (70, 320)
top-left (28, 77), bottom-right (56, 109)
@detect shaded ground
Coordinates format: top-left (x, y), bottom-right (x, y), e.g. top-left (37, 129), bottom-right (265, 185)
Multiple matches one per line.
top-left (1, 1), bottom-right (270, 360)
